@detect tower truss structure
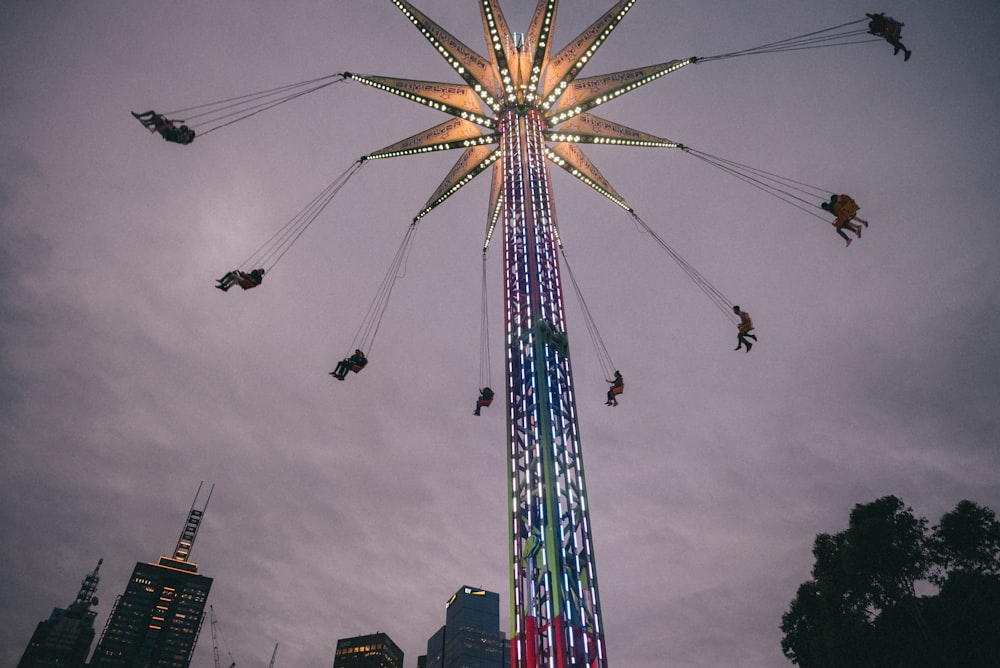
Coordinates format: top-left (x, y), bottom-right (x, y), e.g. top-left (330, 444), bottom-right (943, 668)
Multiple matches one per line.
top-left (348, 2), bottom-right (692, 666)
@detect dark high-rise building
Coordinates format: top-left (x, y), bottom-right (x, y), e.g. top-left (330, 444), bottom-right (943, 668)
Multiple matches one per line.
top-left (17, 559), bottom-right (103, 668)
top-left (332, 632), bottom-right (404, 668)
top-left (424, 586), bottom-right (509, 668)
top-left (89, 485), bottom-right (214, 668)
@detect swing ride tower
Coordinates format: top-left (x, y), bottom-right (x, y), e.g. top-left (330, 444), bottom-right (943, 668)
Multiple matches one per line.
top-left (497, 99), bottom-right (604, 667)
top-left (345, 1), bottom-right (696, 665)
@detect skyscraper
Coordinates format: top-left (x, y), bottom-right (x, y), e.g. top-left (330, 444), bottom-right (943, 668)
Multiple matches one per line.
top-left (89, 485), bottom-right (214, 668)
top-left (17, 559), bottom-right (103, 668)
top-left (332, 632), bottom-right (404, 668)
top-left (423, 586), bottom-right (509, 668)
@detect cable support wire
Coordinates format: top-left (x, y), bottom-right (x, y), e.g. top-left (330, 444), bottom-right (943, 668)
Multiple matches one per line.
top-left (165, 73), bottom-right (346, 137)
top-left (480, 253), bottom-right (492, 389)
top-left (682, 147), bottom-right (831, 222)
top-left (559, 245), bottom-right (616, 380)
top-left (696, 19), bottom-right (876, 62)
top-left (627, 211), bottom-right (740, 326)
top-left (238, 159), bottom-right (365, 274)
top-left (348, 221), bottom-right (420, 357)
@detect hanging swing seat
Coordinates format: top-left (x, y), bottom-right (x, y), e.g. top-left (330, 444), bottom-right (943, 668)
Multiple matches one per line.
top-left (868, 15), bottom-right (903, 39)
top-left (478, 387), bottom-right (495, 406)
top-left (611, 382), bottom-right (624, 396)
top-left (235, 269), bottom-right (265, 290)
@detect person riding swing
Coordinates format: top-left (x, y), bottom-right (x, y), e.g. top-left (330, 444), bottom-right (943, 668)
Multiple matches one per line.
top-left (605, 370), bottom-right (623, 406)
top-left (733, 305), bottom-right (757, 352)
top-left (866, 13), bottom-right (911, 61)
top-left (216, 268), bottom-right (265, 292)
top-left (474, 387), bottom-right (495, 416)
top-left (330, 349), bottom-right (367, 381)
top-left (132, 110), bottom-right (196, 144)
top-left (821, 194), bottom-right (869, 247)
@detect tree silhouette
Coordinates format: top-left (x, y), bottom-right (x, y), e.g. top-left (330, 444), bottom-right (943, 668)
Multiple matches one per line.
top-left (781, 496), bottom-right (1000, 667)
top-left (931, 500), bottom-right (1000, 581)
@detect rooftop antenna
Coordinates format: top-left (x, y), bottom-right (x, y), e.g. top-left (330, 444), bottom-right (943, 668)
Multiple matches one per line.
top-left (68, 558), bottom-right (103, 615)
top-left (171, 481), bottom-right (214, 562)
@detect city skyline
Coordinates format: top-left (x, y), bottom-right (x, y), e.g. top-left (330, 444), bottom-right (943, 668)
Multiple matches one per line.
top-left (3, 1), bottom-right (999, 667)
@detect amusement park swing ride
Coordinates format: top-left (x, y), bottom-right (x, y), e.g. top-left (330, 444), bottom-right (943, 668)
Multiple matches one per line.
top-left (134, 2), bottom-right (910, 666)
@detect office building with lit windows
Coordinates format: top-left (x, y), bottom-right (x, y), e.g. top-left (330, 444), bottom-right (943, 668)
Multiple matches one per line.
top-left (423, 586), bottom-right (508, 668)
top-left (89, 485), bottom-right (214, 668)
top-left (332, 632), bottom-right (404, 668)
top-left (89, 559), bottom-right (212, 667)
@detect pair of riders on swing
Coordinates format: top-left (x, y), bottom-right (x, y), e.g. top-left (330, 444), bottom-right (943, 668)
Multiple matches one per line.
top-left (215, 268), bottom-right (265, 292)
top-left (822, 194), bottom-right (869, 247)
top-left (331, 349), bottom-right (368, 380)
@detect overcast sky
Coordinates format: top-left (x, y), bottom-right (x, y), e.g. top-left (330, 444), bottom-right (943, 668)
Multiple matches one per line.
top-left (2, 1), bottom-right (999, 667)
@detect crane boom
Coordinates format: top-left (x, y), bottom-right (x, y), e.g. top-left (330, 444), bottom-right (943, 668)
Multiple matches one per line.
top-left (209, 605), bottom-right (236, 668)
top-left (268, 643), bottom-right (278, 668)
top-left (210, 606), bottom-right (221, 668)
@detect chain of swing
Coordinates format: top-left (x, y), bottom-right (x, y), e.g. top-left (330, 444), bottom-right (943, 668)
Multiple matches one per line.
top-left (347, 221), bottom-right (419, 361)
top-left (694, 18), bottom-right (876, 63)
top-left (683, 148), bottom-right (833, 223)
top-left (164, 74), bottom-right (347, 138)
top-left (235, 159), bottom-right (366, 276)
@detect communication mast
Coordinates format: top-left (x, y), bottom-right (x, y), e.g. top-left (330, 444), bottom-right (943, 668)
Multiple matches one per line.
top-left (69, 558), bottom-right (103, 616)
top-left (172, 481), bottom-right (214, 563)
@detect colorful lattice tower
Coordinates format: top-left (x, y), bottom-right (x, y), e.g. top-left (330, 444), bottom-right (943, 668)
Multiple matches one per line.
top-left (349, 2), bottom-right (690, 665)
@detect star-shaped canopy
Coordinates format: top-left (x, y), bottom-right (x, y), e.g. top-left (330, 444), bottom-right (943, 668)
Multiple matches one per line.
top-left (346, 0), bottom-right (691, 239)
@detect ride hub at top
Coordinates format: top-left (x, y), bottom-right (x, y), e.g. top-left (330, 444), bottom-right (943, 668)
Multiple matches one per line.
top-left (134, 2), bottom-right (909, 667)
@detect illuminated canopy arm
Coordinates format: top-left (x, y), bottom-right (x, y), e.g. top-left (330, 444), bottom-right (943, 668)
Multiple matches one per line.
top-left (365, 118), bottom-right (497, 160)
top-left (546, 113), bottom-right (682, 148)
top-left (546, 143), bottom-right (632, 212)
top-left (547, 59), bottom-right (693, 123)
top-left (541, 0), bottom-right (639, 107)
top-left (483, 161), bottom-right (504, 252)
top-left (344, 73), bottom-right (494, 128)
top-left (414, 145), bottom-right (500, 221)
top-left (525, 0), bottom-right (559, 94)
top-left (479, 0), bottom-right (515, 99)
top-left (389, 0), bottom-right (501, 111)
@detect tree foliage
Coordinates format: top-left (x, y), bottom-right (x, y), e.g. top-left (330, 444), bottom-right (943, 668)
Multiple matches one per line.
top-left (780, 496), bottom-right (1000, 667)
top-left (930, 500), bottom-right (1000, 582)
